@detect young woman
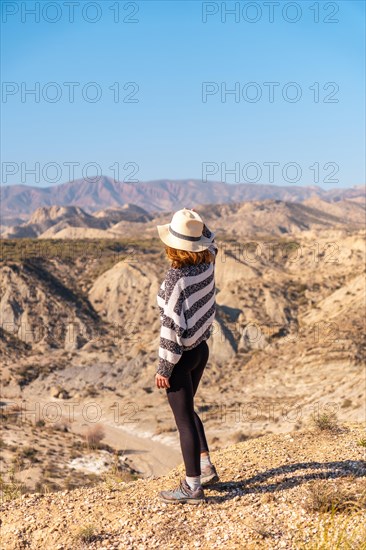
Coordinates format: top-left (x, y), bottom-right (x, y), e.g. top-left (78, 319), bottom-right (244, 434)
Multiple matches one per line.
top-left (155, 207), bottom-right (219, 504)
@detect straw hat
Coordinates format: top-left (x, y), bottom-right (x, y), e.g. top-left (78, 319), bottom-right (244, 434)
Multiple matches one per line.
top-left (156, 208), bottom-right (215, 252)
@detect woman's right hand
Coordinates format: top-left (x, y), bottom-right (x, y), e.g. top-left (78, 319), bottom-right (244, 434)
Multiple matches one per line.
top-left (155, 373), bottom-right (170, 389)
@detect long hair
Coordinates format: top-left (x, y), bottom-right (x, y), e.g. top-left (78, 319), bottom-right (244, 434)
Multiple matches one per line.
top-left (165, 246), bottom-right (215, 269)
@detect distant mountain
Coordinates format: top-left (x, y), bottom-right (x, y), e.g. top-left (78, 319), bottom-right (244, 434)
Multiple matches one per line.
top-left (1, 204), bottom-right (152, 239)
top-left (93, 204), bottom-right (153, 224)
top-left (1, 205), bottom-right (109, 239)
top-left (1, 177), bottom-right (364, 222)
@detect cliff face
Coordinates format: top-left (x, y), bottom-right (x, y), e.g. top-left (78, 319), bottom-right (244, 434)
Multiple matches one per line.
top-left (1, 422), bottom-right (365, 550)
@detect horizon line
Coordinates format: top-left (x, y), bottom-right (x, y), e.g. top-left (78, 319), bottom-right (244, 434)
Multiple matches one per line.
top-left (1, 177), bottom-right (364, 192)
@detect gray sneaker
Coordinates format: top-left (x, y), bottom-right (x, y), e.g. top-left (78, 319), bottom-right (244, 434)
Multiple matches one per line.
top-left (159, 478), bottom-right (205, 504)
top-left (200, 464), bottom-right (219, 486)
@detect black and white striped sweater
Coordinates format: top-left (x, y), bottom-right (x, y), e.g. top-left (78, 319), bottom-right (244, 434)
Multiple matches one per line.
top-left (156, 228), bottom-right (217, 378)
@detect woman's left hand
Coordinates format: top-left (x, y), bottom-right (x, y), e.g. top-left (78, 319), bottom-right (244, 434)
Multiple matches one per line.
top-left (155, 373), bottom-right (170, 389)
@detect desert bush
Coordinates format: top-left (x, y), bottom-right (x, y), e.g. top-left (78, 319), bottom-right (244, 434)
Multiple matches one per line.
top-left (0, 403), bottom-right (22, 423)
top-left (261, 492), bottom-right (276, 503)
top-left (231, 431), bottom-right (250, 443)
top-left (84, 424), bottom-right (105, 449)
top-left (18, 446), bottom-right (39, 462)
top-left (311, 411), bottom-right (339, 432)
top-left (75, 524), bottom-right (97, 543)
top-left (302, 479), bottom-right (366, 514)
top-left (35, 418), bottom-right (46, 427)
top-left (357, 437), bottom-right (366, 447)
top-left (52, 421), bottom-right (69, 432)
top-left (295, 507), bottom-right (366, 550)
top-left (84, 384), bottom-right (98, 397)
top-left (0, 467), bottom-right (25, 501)
top-left (154, 425), bottom-right (166, 435)
top-left (103, 452), bottom-right (136, 487)
top-left (35, 478), bottom-right (61, 494)
top-left (69, 449), bottom-right (83, 459)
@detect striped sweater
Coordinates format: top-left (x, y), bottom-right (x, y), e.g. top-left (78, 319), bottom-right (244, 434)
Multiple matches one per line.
top-left (156, 227), bottom-right (217, 378)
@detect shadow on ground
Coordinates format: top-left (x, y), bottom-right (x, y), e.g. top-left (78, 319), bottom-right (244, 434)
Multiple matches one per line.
top-left (204, 459), bottom-right (366, 503)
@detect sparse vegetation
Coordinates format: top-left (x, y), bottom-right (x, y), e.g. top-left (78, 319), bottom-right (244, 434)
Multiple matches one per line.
top-left (18, 446), bottom-right (39, 462)
top-left (154, 424), bottom-right (176, 436)
top-left (231, 431), bottom-right (250, 443)
top-left (295, 507), bottom-right (366, 550)
top-left (311, 411), bottom-right (339, 432)
top-left (302, 479), bottom-right (366, 514)
top-left (52, 421), bottom-right (70, 432)
top-left (35, 478), bottom-right (61, 494)
top-left (84, 384), bottom-right (99, 397)
top-left (75, 523), bottom-right (97, 543)
top-left (35, 418), bottom-right (46, 428)
top-left (84, 424), bottom-right (106, 450)
top-left (0, 466), bottom-right (25, 501)
top-left (103, 451), bottom-right (137, 487)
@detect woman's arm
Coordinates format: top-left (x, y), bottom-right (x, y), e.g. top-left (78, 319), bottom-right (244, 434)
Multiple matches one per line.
top-left (156, 277), bottom-right (186, 381)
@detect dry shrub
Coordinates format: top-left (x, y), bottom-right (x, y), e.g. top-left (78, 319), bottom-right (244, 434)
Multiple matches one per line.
top-left (84, 424), bottom-right (105, 449)
top-left (295, 507), bottom-right (366, 550)
top-left (231, 431), bottom-right (250, 443)
top-left (311, 411), bottom-right (339, 432)
top-left (75, 524), bottom-right (97, 543)
top-left (302, 479), bottom-right (366, 514)
top-left (52, 420), bottom-right (70, 432)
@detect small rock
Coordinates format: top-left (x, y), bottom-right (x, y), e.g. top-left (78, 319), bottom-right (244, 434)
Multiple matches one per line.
top-left (50, 385), bottom-right (62, 398)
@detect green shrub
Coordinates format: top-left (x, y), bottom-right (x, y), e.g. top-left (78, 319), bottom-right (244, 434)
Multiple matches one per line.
top-left (311, 411), bottom-right (339, 432)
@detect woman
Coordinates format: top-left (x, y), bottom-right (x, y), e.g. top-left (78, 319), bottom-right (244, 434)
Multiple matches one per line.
top-left (155, 207), bottom-right (219, 504)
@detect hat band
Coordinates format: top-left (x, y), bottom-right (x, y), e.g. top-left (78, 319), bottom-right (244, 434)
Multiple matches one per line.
top-left (169, 225), bottom-right (202, 242)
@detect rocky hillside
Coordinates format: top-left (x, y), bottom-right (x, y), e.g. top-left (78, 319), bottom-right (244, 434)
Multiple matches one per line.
top-left (1, 421), bottom-right (365, 550)
top-left (2, 197), bottom-right (365, 239)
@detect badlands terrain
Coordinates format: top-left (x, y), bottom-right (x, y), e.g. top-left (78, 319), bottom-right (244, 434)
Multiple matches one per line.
top-left (0, 193), bottom-right (365, 502)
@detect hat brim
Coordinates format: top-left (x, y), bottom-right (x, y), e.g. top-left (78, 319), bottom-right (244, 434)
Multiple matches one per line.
top-left (157, 224), bottom-right (215, 252)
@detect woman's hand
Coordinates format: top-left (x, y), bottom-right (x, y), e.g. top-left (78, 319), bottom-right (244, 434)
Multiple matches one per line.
top-left (155, 373), bottom-right (170, 389)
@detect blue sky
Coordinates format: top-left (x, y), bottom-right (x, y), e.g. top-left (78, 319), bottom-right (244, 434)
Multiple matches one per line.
top-left (1, 0), bottom-right (365, 188)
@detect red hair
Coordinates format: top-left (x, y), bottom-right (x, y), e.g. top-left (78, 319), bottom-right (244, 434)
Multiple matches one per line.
top-left (165, 246), bottom-right (215, 268)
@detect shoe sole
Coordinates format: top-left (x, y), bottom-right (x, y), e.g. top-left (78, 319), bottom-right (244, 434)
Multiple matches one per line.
top-left (201, 473), bottom-right (219, 486)
top-left (159, 495), bottom-right (205, 505)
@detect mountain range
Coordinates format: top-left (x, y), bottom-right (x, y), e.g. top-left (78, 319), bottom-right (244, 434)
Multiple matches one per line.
top-left (1, 177), bottom-right (364, 224)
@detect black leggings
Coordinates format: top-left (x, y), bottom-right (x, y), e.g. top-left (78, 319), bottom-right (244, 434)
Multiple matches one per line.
top-left (166, 339), bottom-right (210, 477)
